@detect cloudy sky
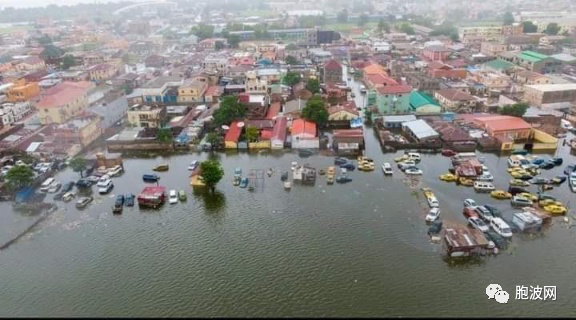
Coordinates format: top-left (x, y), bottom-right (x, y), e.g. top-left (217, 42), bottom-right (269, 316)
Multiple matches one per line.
top-left (0, 0), bottom-right (141, 9)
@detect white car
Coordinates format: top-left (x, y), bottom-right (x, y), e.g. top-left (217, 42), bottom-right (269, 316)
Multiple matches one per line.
top-left (463, 198), bottom-right (477, 208)
top-left (398, 161), bottom-right (416, 171)
top-left (468, 217), bottom-right (489, 232)
top-left (168, 190), bottom-right (178, 204)
top-left (108, 165), bottom-right (123, 177)
top-left (404, 168), bottom-right (423, 175)
top-left (425, 208), bottom-right (440, 222)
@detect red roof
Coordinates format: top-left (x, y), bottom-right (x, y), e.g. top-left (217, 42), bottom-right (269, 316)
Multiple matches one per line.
top-left (364, 73), bottom-right (398, 86)
top-left (205, 85), bottom-right (222, 96)
top-left (324, 59), bottom-right (342, 71)
top-left (327, 104), bottom-right (359, 116)
top-left (292, 119), bottom-right (316, 137)
top-left (333, 128), bottom-right (363, 138)
top-left (376, 85), bottom-right (412, 94)
top-left (260, 129), bottom-right (273, 140)
top-left (224, 121), bottom-right (242, 142)
top-left (474, 115), bottom-right (532, 132)
top-left (266, 102), bottom-right (281, 120)
top-left (37, 81), bottom-right (91, 108)
top-left (271, 117), bottom-right (287, 141)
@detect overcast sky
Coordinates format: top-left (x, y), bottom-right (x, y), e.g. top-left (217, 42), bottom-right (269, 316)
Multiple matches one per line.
top-left (0, 0), bottom-right (138, 9)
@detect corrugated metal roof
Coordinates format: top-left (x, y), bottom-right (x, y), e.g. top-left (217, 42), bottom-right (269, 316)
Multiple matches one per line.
top-left (402, 119), bottom-right (439, 140)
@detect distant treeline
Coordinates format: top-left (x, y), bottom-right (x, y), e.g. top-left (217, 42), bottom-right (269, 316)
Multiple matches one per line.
top-left (0, 2), bottom-right (134, 23)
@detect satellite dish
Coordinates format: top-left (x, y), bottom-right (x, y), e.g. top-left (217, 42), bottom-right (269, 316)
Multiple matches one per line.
top-left (221, 125), bottom-right (230, 130)
top-left (237, 122), bottom-right (245, 128)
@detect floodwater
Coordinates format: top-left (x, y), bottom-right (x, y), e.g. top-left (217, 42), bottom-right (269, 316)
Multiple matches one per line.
top-left (2, 70), bottom-right (576, 317)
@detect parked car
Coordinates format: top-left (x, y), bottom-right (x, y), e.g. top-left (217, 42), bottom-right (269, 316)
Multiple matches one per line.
top-left (463, 198), bottom-right (477, 208)
top-left (47, 182), bottom-right (62, 193)
top-left (76, 178), bottom-right (93, 188)
top-left (511, 195), bottom-right (533, 208)
top-left (76, 196), bottom-right (93, 209)
top-left (425, 208), bottom-right (441, 222)
top-left (62, 181), bottom-right (75, 193)
top-left (484, 204), bottom-right (502, 219)
top-left (398, 161), bottom-right (416, 171)
top-left (508, 186), bottom-right (529, 195)
top-left (340, 163), bottom-right (356, 171)
top-left (550, 175), bottom-right (567, 184)
top-left (564, 165), bottom-right (576, 175)
top-left (474, 205), bottom-right (495, 222)
top-left (168, 190), bottom-right (178, 204)
top-left (529, 177), bottom-right (550, 185)
top-left (531, 158), bottom-right (545, 165)
top-left (552, 157), bottom-right (563, 166)
top-left (468, 216), bottom-right (490, 232)
top-left (539, 161), bottom-right (555, 170)
top-left (490, 217), bottom-right (513, 238)
top-left (404, 167), bottom-right (423, 175)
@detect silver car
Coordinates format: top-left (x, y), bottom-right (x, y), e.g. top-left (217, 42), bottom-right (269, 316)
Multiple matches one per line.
top-left (468, 217), bottom-right (489, 232)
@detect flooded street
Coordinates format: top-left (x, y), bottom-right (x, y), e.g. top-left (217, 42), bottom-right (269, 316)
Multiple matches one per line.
top-left (1, 68), bottom-right (576, 317)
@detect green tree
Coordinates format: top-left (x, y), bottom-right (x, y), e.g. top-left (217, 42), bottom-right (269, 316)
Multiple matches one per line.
top-left (61, 54), bottom-right (75, 70)
top-left (301, 96), bottom-right (329, 128)
top-left (191, 23), bottom-right (214, 40)
top-left (305, 78), bottom-right (320, 94)
top-left (244, 126), bottom-right (259, 142)
top-left (364, 108), bottom-right (373, 125)
top-left (285, 55), bottom-right (299, 65)
top-left (156, 128), bottom-right (173, 142)
top-left (337, 9), bottom-right (348, 23)
top-left (377, 19), bottom-right (390, 34)
top-left (523, 21), bottom-right (538, 33)
top-left (357, 13), bottom-right (368, 27)
top-left (205, 132), bottom-right (223, 150)
top-left (69, 157), bottom-right (87, 177)
top-left (283, 71), bottom-right (301, 86)
top-left (399, 22), bottom-right (415, 35)
top-left (5, 165), bottom-right (35, 191)
top-left (213, 96), bottom-right (247, 127)
top-left (227, 34), bottom-right (241, 48)
top-left (37, 34), bottom-right (52, 45)
top-left (544, 23), bottom-right (561, 35)
top-left (200, 160), bottom-right (224, 192)
top-left (503, 12), bottom-right (514, 25)
top-left (215, 40), bottom-right (225, 50)
top-left (499, 103), bottom-right (529, 117)
top-left (40, 44), bottom-right (64, 61)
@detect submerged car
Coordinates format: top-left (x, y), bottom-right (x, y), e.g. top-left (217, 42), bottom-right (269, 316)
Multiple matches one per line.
top-left (468, 216), bottom-right (490, 232)
top-left (404, 168), bottom-right (423, 175)
top-left (425, 208), bottom-right (441, 222)
top-left (463, 198), bottom-right (477, 208)
top-left (511, 195), bottom-right (533, 208)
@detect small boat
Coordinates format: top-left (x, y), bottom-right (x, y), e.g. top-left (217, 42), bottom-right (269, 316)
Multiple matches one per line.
top-left (178, 190), bottom-right (187, 201)
top-left (267, 168), bottom-right (273, 177)
top-left (153, 164), bottom-right (169, 172)
top-left (284, 181), bottom-right (292, 190)
top-left (143, 174), bottom-right (160, 182)
top-left (125, 194), bottom-right (135, 206)
top-left (280, 172), bottom-right (288, 181)
top-left (318, 169), bottom-right (326, 175)
top-left (188, 160), bottom-right (200, 171)
top-left (239, 177), bottom-right (249, 188)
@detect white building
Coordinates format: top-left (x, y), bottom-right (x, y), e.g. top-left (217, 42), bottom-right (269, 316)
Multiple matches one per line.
top-left (372, 41), bottom-right (391, 53)
top-left (0, 102), bottom-right (33, 127)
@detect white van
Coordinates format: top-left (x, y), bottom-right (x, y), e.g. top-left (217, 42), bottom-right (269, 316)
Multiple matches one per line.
top-left (490, 217), bottom-right (513, 238)
top-left (40, 177), bottom-right (55, 192)
top-left (408, 153), bottom-right (421, 162)
top-left (561, 119), bottom-right (574, 131)
top-left (507, 155), bottom-right (524, 168)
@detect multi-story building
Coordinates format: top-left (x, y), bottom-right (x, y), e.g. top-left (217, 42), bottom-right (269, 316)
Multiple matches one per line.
top-left (422, 45), bottom-right (451, 62)
top-left (515, 51), bottom-right (562, 74)
top-left (177, 77), bottom-right (208, 104)
top-left (14, 56), bottom-right (46, 72)
top-left (6, 78), bottom-right (40, 103)
top-left (458, 25), bottom-right (504, 42)
top-left (245, 71), bottom-right (268, 95)
top-left (87, 64), bottom-right (117, 82)
top-left (0, 102), bottom-right (33, 127)
top-left (322, 59), bottom-right (342, 84)
top-left (37, 81), bottom-right (92, 124)
top-left (523, 84), bottom-right (576, 106)
top-left (126, 104), bottom-right (166, 128)
top-left (52, 115), bottom-right (102, 148)
top-left (140, 76), bottom-right (183, 104)
top-left (405, 73), bottom-right (441, 94)
top-left (434, 89), bottom-right (478, 111)
top-left (374, 85), bottom-right (413, 115)
top-left (480, 42), bottom-right (508, 57)
top-left (512, 70), bottom-right (551, 85)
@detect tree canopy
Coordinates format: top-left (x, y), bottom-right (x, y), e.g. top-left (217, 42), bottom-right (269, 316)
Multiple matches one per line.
top-left (213, 96), bottom-right (247, 127)
top-left (377, 19), bottom-right (390, 34)
top-left (40, 44), bottom-right (64, 60)
top-left (337, 9), bottom-right (348, 23)
top-left (522, 21), bottom-right (538, 33)
top-left (283, 71), bottom-right (301, 86)
top-left (69, 157), bottom-right (87, 177)
top-left (244, 126), bottom-right (259, 142)
top-left (503, 12), bottom-right (514, 25)
top-left (156, 128), bottom-right (173, 142)
top-left (357, 13), bottom-right (368, 27)
top-left (5, 165), bottom-right (35, 191)
top-left (544, 23), bottom-right (561, 35)
top-left (398, 22), bottom-right (415, 35)
top-left (305, 78), bottom-right (321, 94)
top-left (205, 132), bottom-right (223, 150)
top-left (499, 103), bottom-right (529, 117)
top-left (285, 55), bottom-right (299, 65)
top-left (301, 96), bottom-right (329, 127)
top-left (191, 23), bottom-right (214, 40)
top-left (200, 160), bottom-right (224, 192)
top-left (61, 55), bottom-right (75, 70)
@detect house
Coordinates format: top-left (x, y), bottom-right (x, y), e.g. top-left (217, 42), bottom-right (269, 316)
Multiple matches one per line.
top-left (468, 70), bottom-right (510, 91)
top-left (332, 128), bottom-right (364, 155)
top-left (126, 104), bottom-right (166, 128)
top-left (409, 91), bottom-right (441, 114)
top-left (480, 42), bottom-right (508, 57)
top-left (0, 102), bottom-right (33, 127)
top-left (472, 115), bottom-right (532, 141)
top-left (14, 56), bottom-right (46, 72)
top-left (434, 89), bottom-right (478, 111)
top-left (52, 114), bottom-right (102, 148)
top-left (270, 117), bottom-right (288, 149)
top-left (523, 106), bottom-right (563, 135)
top-left (256, 68), bottom-right (283, 83)
top-left (323, 59), bottom-right (342, 84)
top-left (87, 64), bottom-right (117, 82)
top-left (482, 59), bottom-right (518, 74)
top-left (245, 71), bottom-right (268, 95)
top-left (426, 61), bottom-right (467, 79)
top-left (516, 51), bottom-right (562, 74)
top-left (402, 119), bottom-right (440, 143)
top-left (512, 70), bottom-right (551, 85)
top-left (88, 93), bottom-right (129, 131)
top-left (523, 84), bottom-right (576, 107)
top-left (198, 38), bottom-right (228, 51)
top-left (422, 45), bottom-right (451, 62)
top-left (431, 121), bottom-right (476, 151)
top-left (227, 65), bottom-right (254, 83)
top-left (37, 81), bottom-right (92, 124)
top-left (141, 76), bottom-right (183, 104)
top-left (405, 73), bottom-right (440, 93)
top-left (291, 119), bottom-right (318, 149)
top-left (380, 115), bottom-right (417, 129)
top-left (374, 85), bottom-right (413, 115)
top-left (364, 73), bottom-right (398, 89)
top-left (225, 121), bottom-right (242, 149)
top-left (144, 54), bottom-right (167, 68)
top-left (328, 103), bottom-right (359, 122)
top-left (6, 78), bottom-right (40, 103)
top-left (177, 77), bottom-right (208, 104)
